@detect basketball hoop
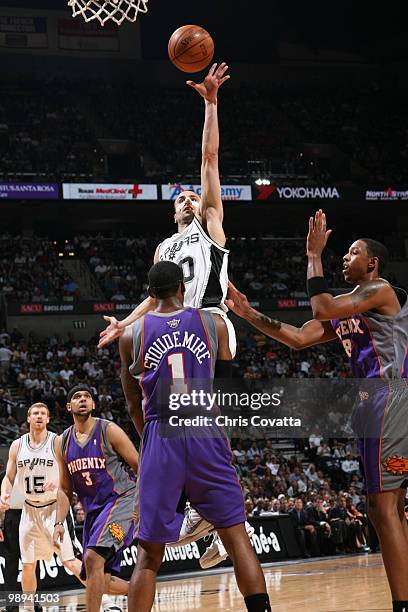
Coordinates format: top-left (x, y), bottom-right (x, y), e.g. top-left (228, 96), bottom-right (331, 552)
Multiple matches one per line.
top-left (68, 0), bottom-right (149, 26)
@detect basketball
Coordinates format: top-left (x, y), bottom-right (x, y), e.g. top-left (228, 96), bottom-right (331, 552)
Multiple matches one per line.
top-left (168, 25), bottom-right (214, 73)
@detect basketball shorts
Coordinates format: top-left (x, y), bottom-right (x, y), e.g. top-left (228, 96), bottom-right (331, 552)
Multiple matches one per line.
top-left (204, 307), bottom-right (236, 358)
top-left (352, 380), bottom-right (408, 494)
top-left (80, 489), bottom-right (137, 579)
top-left (135, 420), bottom-right (246, 543)
top-left (20, 501), bottom-right (79, 563)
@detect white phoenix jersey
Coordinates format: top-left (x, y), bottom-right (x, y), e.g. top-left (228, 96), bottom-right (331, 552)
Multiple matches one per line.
top-left (16, 432), bottom-right (58, 505)
top-left (158, 217), bottom-right (229, 311)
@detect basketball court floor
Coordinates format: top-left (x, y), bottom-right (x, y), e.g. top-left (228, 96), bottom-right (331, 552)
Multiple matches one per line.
top-left (49, 553), bottom-right (390, 611)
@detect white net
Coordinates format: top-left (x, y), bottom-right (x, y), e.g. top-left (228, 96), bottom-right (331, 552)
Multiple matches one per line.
top-left (68, 0), bottom-right (149, 26)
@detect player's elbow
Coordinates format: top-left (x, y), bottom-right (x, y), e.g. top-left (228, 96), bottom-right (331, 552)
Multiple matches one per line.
top-left (202, 150), bottom-right (218, 164)
top-left (312, 308), bottom-right (331, 322)
top-left (290, 338), bottom-right (307, 351)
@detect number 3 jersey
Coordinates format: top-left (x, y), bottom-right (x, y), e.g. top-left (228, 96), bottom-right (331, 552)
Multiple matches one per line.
top-left (61, 418), bottom-right (136, 514)
top-left (330, 286), bottom-right (408, 379)
top-left (16, 431), bottom-right (58, 505)
top-left (158, 217), bottom-right (229, 311)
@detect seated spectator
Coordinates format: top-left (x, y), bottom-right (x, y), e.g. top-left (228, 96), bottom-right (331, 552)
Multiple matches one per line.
top-left (306, 496), bottom-right (335, 556)
top-left (289, 498), bottom-right (320, 558)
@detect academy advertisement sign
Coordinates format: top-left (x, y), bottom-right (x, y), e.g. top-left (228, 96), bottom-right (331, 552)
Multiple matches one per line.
top-left (161, 184), bottom-right (252, 201)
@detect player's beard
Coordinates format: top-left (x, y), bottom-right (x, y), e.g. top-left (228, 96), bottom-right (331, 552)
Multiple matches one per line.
top-left (73, 407), bottom-right (93, 421)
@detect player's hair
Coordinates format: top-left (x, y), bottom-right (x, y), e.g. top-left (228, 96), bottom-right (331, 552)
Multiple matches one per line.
top-left (360, 238), bottom-right (389, 275)
top-left (148, 261), bottom-right (183, 299)
top-left (67, 383), bottom-right (95, 404)
top-left (27, 402), bottom-right (50, 416)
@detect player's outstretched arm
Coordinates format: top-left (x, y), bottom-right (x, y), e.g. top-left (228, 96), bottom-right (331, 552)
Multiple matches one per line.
top-left (0, 439), bottom-right (18, 512)
top-left (187, 63), bottom-right (230, 247)
top-left (53, 436), bottom-right (73, 545)
top-left (306, 209), bottom-right (394, 320)
top-left (98, 244), bottom-right (161, 348)
top-left (226, 282), bottom-right (336, 349)
top-left (106, 423), bottom-right (138, 474)
top-left (119, 326), bottom-right (145, 438)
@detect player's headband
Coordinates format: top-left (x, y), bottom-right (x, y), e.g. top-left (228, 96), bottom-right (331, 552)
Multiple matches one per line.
top-left (67, 384), bottom-right (94, 403)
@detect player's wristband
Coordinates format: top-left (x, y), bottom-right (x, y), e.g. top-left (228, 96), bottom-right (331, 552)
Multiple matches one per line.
top-left (54, 521), bottom-right (64, 528)
top-left (307, 276), bottom-right (330, 298)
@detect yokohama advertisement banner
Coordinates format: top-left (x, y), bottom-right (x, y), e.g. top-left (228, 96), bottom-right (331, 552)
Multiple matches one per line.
top-left (162, 184), bottom-right (252, 201)
top-left (62, 184), bottom-right (158, 200)
top-left (0, 183), bottom-right (58, 199)
top-left (254, 184), bottom-right (341, 201)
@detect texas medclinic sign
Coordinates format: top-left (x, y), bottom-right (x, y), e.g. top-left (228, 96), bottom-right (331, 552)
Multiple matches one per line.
top-left (62, 183), bottom-right (158, 200)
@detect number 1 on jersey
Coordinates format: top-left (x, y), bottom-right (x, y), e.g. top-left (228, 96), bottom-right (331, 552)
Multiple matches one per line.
top-left (168, 353), bottom-right (189, 399)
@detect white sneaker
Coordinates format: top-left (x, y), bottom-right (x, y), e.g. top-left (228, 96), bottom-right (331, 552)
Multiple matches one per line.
top-left (168, 505), bottom-right (214, 547)
top-left (101, 595), bottom-right (123, 612)
top-left (199, 533), bottom-right (228, 569)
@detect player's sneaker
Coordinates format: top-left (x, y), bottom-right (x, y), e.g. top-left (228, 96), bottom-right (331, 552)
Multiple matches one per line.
top-left (199, 521), bottom-right (254, 569)
top-left (101, 595), bottom-right (123, 612)
top-left (167, 505), bottom-right (214, 547)
top-left (199, 533), bottom-right (228, 569)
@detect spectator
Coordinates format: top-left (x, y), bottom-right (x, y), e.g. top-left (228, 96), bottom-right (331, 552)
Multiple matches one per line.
top-left (289, 498), bottom-right (320, 558)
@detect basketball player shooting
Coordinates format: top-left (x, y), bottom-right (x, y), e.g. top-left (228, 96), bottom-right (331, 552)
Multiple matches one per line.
top-left (119, 261), bottom-right (272, 612)
top-left (226, 210), bottom-right (408, 612)
top-left (98, 61), bottom-right (236, 357)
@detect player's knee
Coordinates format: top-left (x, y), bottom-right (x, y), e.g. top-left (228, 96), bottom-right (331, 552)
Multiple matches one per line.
top-left (84, 549), bottom-right (105, 574)
top-left (368, 498), bottom-right (398, 527)
top-left (136, 542), bottom-right (164, 572)
top-left (22, 562), bottom-right (36, 574)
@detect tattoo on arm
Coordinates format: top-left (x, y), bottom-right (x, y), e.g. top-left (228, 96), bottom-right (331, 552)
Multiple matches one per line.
top-left (350, 280), bottom-right (386, 310)
top-left (258, 313), bottom-right (282, 331)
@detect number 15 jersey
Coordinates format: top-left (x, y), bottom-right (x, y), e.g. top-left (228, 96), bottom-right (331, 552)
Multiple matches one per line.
top-left (16, 432), bottom-right (58, 505)
top-left (158, 217), bottom-right (229, 311)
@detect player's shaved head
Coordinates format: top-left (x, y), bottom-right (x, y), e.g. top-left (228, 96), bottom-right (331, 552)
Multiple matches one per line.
top-left (148, 261), bottom-right (184, 299)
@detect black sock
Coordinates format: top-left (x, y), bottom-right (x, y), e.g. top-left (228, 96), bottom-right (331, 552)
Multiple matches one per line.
top-left (393, 602), bottom-right (408, 612)
top-left (244, 593), bottom-right (271, 612)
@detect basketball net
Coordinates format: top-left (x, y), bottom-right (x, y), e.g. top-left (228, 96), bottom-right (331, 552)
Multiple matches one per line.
top-left (68, 0), bottom-right (149, 26)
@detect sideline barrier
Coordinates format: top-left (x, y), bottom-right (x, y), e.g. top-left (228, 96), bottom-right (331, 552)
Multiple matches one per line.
top-left (0, 516), bottom-right (300, 590)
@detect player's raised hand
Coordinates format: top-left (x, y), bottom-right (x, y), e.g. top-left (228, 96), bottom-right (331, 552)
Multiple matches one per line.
top-left (306, 209), bottom-right (332, 257)
top-left (225, 281), bottom-right (251, 318)
top-left (186, 62), bottom-right (230, 104)
top-left (52, 524), bottom-right (65, 547)
top-left (0, 494), bottom-right (10, 512)
top-left (98, 315), bottom-right (125, 348)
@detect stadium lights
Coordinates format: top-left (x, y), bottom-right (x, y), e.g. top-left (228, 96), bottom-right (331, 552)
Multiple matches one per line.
top-left (255, 178), bottom-right (271, 186)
